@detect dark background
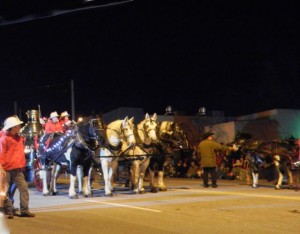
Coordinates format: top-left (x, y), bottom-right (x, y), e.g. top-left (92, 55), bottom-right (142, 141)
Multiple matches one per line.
top-left (1, 0), bottom-right (300, 120)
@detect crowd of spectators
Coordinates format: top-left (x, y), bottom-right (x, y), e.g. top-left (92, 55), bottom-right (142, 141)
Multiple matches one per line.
top-left (163, 149), bottom-right (248, 181)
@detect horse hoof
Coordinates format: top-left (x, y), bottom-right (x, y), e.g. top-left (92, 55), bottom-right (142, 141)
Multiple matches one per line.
top-left (51, 192), bottom-right (58, 196)
top-left (104, 193), bottom-right (113, 197)
top-left (252, 185), bottom-right (258, 188)
top-left (69, 195), bottom-right (78, 199)
top-left (139, 190), bottom-right (146, 194)
top-left (275, 187), bottom-right (281, 190)
top-left (43, 193), bottom-right (49, 196)
top-left (159, 187), bottom-right (167, 192)
top-left (151, 187), bottom-right (158, 193)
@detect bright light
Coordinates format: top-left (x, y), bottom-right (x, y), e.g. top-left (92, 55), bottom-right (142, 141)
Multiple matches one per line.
top-left (78, 117), bottom-right (83, 122)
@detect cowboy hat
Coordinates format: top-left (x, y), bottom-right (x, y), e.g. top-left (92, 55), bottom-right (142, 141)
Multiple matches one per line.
top-left (203, 131), bottom-right (214, 139)
top-left (60, 111), bottom-right (70, 118)
top-left (49, 111), bottom-right (59, 119)
top-left (3, 116), bottom-right (23, 131)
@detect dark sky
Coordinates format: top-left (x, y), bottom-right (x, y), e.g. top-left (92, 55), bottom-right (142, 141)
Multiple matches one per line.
top-left (1, 0), bottom-right (300, 119)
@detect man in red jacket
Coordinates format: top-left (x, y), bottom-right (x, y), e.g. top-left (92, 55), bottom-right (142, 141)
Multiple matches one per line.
top-left (45, 111), bottom-right (63, 134)
top-left (0, 116), bottom-right (35, 219)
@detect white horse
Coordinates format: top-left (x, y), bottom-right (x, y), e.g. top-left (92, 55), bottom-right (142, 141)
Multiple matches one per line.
top-left (136, 113), bottom-right (167, 192)
top-left (97, 116), bottom-right (136, 196)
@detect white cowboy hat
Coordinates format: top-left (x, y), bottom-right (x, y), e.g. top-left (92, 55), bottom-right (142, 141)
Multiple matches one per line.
top-left (3, 116), bottom-right (23, 131)
top-left (60, 111), bottom-right (70, 118)
top-left (49, 111), bottom-right (59, 119)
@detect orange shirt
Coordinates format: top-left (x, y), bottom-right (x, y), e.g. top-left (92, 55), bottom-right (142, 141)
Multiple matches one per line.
top-left (45, 120), bottom-right (63, 134)
top-left (0, 131), bottom-right (26, 170)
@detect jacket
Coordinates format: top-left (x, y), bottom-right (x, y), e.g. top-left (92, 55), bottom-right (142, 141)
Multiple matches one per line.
top-left (198, 139), bottom-right (229, 167)
top-left (0, 131), bottom-right (26, 170)
top-left (45, 120), bottom-right (63, 134)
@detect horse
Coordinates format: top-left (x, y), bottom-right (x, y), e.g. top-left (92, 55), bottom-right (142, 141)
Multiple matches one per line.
top-left (159, 121), bottom-right (191, 163)
top-left (37, 115), bottom-right (104, 198)
top-left (94, 116), bottom-right (136, 196)
top-left (235, 137), bottom-right (298, 189)
top-left (136, 113), bottom-right (166, 193)
top-left (145, 120), bottom-right (191, 191)
top-left (254, 139), bottom-right (298, 189)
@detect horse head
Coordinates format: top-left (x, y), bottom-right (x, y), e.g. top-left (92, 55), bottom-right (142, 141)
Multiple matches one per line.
top-left (106, 116), bottom-right (136, 149)
top-left (76, 115), bottom-right (104, 150)
top-left (137, 113), bottom-right (159, 145)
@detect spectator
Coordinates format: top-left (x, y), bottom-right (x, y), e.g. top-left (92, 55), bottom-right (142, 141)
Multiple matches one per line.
top-left (186, 161), bottom-right (199, 178)
top-left (0, 116), bottom-right (35, 219)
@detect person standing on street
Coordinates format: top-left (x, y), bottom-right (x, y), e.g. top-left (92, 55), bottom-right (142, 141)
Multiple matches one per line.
top-left (198, 132), bottom-right (231, 188)
top-left (0, 116), bottom-right (35, 219)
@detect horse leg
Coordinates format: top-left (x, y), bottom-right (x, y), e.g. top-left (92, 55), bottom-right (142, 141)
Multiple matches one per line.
top-left (69, 163), bottom-right (78, 199)
top-left (157, 155), bottom-right (167, 191)
top-left (42, 165), bottom-right (50, 196)
top-left (138, 158), bottom-right (150, 194)
top-left (100, 158), bottom-right (113, 196)
top-left (82, 164), bottom-right (93, 198)
top-left (50, 164), bottom-right (61, 195)
top-left (252, 172), bottom-right (259, 188)
top-left (274, 155), bottom-right (283, 190)
top-left (131, 161), bottom-right (139, 193)
top-left (76, 165), bottom-right (83, 194)
top-left (158, 171), bottom-right (167, 191)
top-left (110, 160), bottom-right (118, 192)
top-left (148, 168), bottom-right (158, 193)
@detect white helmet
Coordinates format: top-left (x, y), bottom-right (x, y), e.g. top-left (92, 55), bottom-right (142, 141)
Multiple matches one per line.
top-left (49, 111), bottom-right (59, 119)
top-left (3, 116), bottom-right (23, 131)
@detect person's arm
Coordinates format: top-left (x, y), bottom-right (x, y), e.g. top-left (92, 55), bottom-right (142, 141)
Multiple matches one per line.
top-left (0, 138), bottom-right (7, 176)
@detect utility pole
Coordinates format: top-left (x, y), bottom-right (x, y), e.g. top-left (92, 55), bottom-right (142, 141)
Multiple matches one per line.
top-left (14, 101), bottom-right (18, 116)
top-left (71, 80), bottom-right (75, 121)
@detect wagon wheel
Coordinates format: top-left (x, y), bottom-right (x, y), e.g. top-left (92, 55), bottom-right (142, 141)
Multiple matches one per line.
top-left (33, 158), bottom-right (43, 192)
top-left (33, 158), bottom-right (46, 192)
top-left (33, 158), bottom-right (52, 192)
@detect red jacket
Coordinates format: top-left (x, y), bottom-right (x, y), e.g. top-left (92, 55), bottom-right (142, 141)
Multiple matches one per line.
top-left (45, 120), bottom-right (63, 134)
top-left (0, 131), bottom-right (26, 170)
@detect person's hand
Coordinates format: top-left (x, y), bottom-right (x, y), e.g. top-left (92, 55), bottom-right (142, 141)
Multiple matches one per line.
top-left (39, 117), bottom-right (46, 125)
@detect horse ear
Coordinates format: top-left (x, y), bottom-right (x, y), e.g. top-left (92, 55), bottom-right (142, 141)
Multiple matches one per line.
top-left (129, 117), bottom-right (134, 124)
top-left (145, 113), bottom-right (150, 120)
top-left (152, 113), bottom-right (157, 121)
top-left (122, 116), bottom-right (129, 126)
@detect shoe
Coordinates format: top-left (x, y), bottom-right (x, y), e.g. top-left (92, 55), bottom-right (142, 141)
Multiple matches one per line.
top-left (203, 184), bottom-right (209, 188)
top-left (212, 184), bottom-right (218, 188)
top-left (7, 213), bottom-right (14, 219)
top-left (20, 212), bottom-right (35, 217)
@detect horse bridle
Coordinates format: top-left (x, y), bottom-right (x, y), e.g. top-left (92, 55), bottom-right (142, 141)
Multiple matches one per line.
top-left (139, 119), bottom-right (158, 142)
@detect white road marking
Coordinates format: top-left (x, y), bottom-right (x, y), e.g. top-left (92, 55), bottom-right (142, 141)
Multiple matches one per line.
top-left (86, 199), bottom-right (162, 213)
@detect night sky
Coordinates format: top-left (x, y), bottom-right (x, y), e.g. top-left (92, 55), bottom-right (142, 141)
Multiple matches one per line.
top-left (1, 1), bottom-right (300, 120)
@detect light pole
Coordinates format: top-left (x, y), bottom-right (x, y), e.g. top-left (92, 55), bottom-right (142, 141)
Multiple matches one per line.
top-left (71, 80), bottom-right (75, 121)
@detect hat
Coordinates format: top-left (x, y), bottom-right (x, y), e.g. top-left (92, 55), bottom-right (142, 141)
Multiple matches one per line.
top-left (49, 111), bottom-right (59, 119)
top-left (60, 111), bottom-right (70, 118)
top-left (203, 132), bottom-right (214, 139)
top-left (3, 116), bottom-right (23, 131)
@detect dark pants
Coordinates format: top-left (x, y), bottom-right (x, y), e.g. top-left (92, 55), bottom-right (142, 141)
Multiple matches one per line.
top-left (202, 167), bottom-right (217, 186)
top-left (4, 169), bottom-right (29, 214)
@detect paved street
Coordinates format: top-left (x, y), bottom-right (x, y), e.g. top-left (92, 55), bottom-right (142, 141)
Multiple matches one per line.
top-left (5, 177), bottom-right (300, 234)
